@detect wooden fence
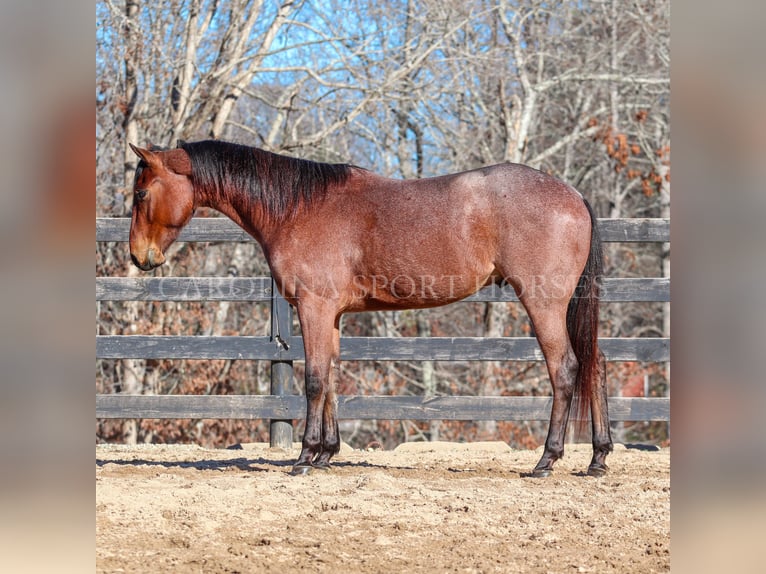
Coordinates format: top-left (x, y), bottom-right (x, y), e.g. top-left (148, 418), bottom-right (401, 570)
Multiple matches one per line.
top-left (96, 217), bottom-right (669, 448)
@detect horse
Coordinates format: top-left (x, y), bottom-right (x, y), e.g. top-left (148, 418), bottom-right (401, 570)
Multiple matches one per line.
top-left (127, 139), bottom-right (612, 477)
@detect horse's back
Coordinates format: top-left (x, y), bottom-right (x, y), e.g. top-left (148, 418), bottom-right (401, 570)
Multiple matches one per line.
top-left (398, 162), bottom-right (590, 245)
top-left (343, 162), bottom-right (591, 262)
top-left (461, 162), bottom-right (584, 211)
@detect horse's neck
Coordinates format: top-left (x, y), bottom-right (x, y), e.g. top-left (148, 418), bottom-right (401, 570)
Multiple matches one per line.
top-left (195, 184), bottom-right (272, 245)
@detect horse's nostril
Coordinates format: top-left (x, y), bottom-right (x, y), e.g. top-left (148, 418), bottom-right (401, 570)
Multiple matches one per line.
top-left (146, 248), bottom-right (165, 267)
top-left (130, 253), bottom-right (141, 268)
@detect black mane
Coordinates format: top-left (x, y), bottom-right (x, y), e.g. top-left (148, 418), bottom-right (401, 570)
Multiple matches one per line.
top-left (179, 140), bottom-right (351, 220)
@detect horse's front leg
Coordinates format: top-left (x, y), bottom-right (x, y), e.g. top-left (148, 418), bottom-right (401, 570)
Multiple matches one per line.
top-left (290, 301), bottom-right (338, 476)
top-left (313, 321), bottom-right (341, 470)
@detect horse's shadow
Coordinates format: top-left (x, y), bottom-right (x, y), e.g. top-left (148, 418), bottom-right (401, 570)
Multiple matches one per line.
top-left (96, 456), bottom-right (281, 472)
top-left (96, 457), bottom-right (405, 473)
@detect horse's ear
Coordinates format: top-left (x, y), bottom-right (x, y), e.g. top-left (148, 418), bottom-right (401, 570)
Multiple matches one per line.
top-left (164, 148), bottom-right (192, 176)
top-left (129, 143), bottom-right (158, 166)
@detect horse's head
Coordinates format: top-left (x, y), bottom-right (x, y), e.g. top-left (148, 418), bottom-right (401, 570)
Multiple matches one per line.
top-left (127, 144), bottom-right (194, 271)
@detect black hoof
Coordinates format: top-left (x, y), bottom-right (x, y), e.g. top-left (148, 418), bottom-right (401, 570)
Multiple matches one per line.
top-left (587, 464), bottom-right (608, 477)
top-left (289, 464), bottom-right (313, 476)
top-left (312, 461), bottom-right (333, 471)
top-left (531, 468), bottom-right (552, 478)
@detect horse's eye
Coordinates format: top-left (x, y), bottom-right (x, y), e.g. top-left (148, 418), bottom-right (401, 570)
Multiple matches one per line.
top-left (135, 189), bottom-right (148, 201)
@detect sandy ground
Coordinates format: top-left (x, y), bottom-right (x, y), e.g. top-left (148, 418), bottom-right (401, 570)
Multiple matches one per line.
top-left (96, 441), bottom-right (670, 573)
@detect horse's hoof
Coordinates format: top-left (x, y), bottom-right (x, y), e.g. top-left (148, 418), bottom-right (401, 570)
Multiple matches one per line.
top-left (587, 464), bottom-right (608, 477)
top-left (531, 468), bottom-right (552, 478)
top-left (312, 461), bottom-right (332, 471)
top-left (289, 464), bottom-right (313, 476)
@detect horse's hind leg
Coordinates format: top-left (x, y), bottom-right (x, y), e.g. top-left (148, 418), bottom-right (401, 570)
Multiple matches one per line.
top-left (588, 349), bottom-right (613, 477)
top-left (518, 295), bottom-right (578, 477)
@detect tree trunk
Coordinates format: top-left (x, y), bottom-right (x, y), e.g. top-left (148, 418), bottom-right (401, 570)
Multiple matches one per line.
top-left (120, 0), bottom-right (144, 445)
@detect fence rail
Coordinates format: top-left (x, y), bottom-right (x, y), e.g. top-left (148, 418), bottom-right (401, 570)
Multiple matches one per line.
top-left (96, 276), bottom-right (669, 303)
top-left (96, 335), bottom-right (668, 362)
top-left (96, 395), bottom-right (669, 422)
top-left (96, 217), bottom-right (670, 243)
top-left (96, 217), bottom-right (670, 441)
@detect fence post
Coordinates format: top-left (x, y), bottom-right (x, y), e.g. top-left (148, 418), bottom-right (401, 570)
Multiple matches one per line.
top-left (270, 278), bottom-right (294, 449)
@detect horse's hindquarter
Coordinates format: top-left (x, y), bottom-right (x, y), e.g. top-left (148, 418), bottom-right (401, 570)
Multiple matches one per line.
top-left (486, 164), bottom-right (592, 284)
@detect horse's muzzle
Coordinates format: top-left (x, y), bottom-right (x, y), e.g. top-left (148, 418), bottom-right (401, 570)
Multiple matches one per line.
top-left (131, 248), bottom-right (165, 271)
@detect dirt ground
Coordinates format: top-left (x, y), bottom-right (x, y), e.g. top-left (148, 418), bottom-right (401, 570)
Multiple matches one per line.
top-left (96, 441), bottom-right (670, 573)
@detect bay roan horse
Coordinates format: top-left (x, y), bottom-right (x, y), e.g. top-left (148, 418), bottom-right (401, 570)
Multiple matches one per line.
top-left (128, 139), bottom-right (612, 477)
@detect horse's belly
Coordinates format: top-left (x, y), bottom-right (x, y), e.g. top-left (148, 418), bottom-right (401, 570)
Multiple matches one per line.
top-left (348, 268), bottom-right (495, 311)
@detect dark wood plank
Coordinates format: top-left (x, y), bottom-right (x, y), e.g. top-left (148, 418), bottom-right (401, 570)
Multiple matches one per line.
top-left (97, 335), bottom-right (292, 361)
top-left (597, 277), bottom-right (669, 302)
top-left (96, 217), bottom-right (255, 243)
top-left (96, 394), bottom-right (669, 421)
top-left (335, 396), bottom-right (670, 421)
top-left (96, 335), bottom-right (669, 362)
top-left (598, 218), bottom-right (669, 242)
top-left (97, 276), bottom-right (669, 303)
top-left (97, 217), bottom-right (669, 243)
top-left (457, 277), bottom-right (669, 303)
top-left (96, 277), bottom-right (273, 301)
top-left (96, 394), bottom-right (300, 420)
top-left (338, 337), bottom-right (669, 362)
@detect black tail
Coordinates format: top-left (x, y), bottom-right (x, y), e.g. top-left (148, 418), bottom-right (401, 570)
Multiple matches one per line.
top-left (566, 198), bottom-right (603, 428)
